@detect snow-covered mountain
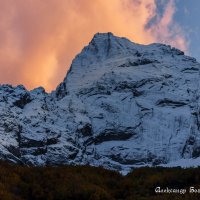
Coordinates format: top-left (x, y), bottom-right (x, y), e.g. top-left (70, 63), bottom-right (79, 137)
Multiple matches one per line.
top-left (0, 32), bottom-right (200, 173)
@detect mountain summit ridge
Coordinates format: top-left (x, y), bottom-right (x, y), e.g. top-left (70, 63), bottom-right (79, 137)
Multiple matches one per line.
top-left (0, 33), bottom-right (199, 174)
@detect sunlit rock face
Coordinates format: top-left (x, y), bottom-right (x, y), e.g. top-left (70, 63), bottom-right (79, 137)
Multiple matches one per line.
top-left (0, 33), bottom-right (200, 173)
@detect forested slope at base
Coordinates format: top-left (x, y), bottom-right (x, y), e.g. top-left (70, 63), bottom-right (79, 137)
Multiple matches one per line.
top-left (0, 162), bottom-right (200, 199)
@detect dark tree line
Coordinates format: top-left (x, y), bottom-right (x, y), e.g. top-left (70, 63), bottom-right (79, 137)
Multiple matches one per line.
top-left (0, 161), bottom-right (200, 199)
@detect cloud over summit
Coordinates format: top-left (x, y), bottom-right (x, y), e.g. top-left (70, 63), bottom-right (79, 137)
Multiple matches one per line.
top-left (0, 0), bottom-right (187, 91)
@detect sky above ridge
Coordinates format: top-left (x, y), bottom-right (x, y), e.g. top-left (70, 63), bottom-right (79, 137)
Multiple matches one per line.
top-left (0, 0), bottom-right (199, 91)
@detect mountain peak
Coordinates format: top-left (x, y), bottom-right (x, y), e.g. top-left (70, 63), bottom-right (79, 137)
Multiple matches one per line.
top-left (1, 33), bottom-right (200, 174)
top-left (87, 32), bottom-right (120, 57)
top-left (92, 32), bottom-right (114, 40)
top-left (82, 32), bottom-right (137, 60)
top-left (61, 32), bottom-right (191, 96)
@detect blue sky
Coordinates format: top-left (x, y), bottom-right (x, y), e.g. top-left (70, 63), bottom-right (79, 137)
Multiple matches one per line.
top-left (174, 0), bottom-right (200, 60)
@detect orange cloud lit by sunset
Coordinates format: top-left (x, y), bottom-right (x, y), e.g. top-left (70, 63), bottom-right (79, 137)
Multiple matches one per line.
top-left (0, 0), bottom-right (187, 91)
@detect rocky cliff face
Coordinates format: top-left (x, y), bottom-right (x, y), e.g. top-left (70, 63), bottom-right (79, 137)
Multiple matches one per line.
top-left (0, 32), bottom-right (200, 173)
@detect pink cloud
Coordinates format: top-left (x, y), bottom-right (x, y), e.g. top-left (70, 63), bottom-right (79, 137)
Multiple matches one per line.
top-left (0, 0), bottom-right (188, 91)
